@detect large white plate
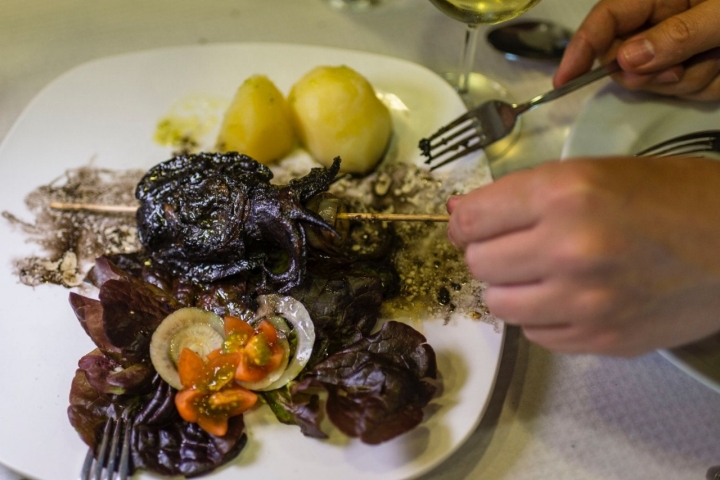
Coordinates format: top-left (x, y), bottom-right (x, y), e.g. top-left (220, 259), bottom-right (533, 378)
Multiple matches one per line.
top-left (0, 44), bottom-right (503, 480)
top-left (562, 83), bottom-right (720, 158)
top-left (563, 83), bottom-right (720, 394)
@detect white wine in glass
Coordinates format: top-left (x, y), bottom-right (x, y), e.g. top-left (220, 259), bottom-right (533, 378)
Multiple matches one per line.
top-left (429, 0), bottom-right (543, 105)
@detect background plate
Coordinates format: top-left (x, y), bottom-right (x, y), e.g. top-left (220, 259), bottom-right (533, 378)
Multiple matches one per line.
top-left (563, 83), bottom-right (720, 395)
top-left (0, 43), bottom-right (503, 480)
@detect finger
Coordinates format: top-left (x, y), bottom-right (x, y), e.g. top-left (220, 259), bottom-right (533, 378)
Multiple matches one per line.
top-left (446, 195), bottom-right (462, 214)
top-left (611, 65), bottom-right (684, 90)
top-left (612, 49), bottom-right (720, 97)
top-left (447, 169), bottom-right (540, 249)
top-left (521, 325), bottom-right (584, 353)
top-left (522, 325), bottom-right (632, 355)
top-left (554, 33), bottom-right (602, 87)
top-left (483, 281), bottom-right (615, 329)
top-left (554, 0), bottom-right (657, 86)
top-left (483, 282), bottom-right (563, 327)
top-left (655, 49), bottom-right (720, 97)
top-left (619, 1), bottom-right (720, 72)
top-left (464, 227), bottom-right (549, 284)
top-left (681, 65), bottom-right (720, 100)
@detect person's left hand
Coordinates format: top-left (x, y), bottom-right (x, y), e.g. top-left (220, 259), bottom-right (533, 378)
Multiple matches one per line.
top-left (554, 0), bottom-right (720, 101)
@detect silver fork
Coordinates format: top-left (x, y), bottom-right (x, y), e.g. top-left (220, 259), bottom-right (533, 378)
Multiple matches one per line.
top-left (420, 60), bottom-right (621, 170)
top-left (634, 130), bottom-right (720, 157)
top-left (79, 408), bottom-right (135, 480)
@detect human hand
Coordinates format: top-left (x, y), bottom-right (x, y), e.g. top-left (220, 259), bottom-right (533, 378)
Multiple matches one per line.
top-left (554, 0), bottom-right (720, 100)
top-left (447, 157), bottom-right (720, 356)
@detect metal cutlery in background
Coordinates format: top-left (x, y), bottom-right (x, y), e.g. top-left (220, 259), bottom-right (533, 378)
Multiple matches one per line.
top-left (634, 130), bottom-right (720, 157)
top-left (487, 20), bottom-right (573, 62)
top-left (420, 60), bottom-right (621, 170)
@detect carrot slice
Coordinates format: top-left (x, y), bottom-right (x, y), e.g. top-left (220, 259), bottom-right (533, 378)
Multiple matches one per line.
top-left (256, 319), bottom-right (279, 344)
top-left (197, 414), bottom-right (230, 437)
top-left (224, 315), bottom-right (255, 337)
top-left (207, 348), bottom-right (226, 361)
top-left (204, 352), bottom-right (241, 391)
top-left (208, 387), bottom-right (258, 416)
top-left (178, 348), bottom-right (206, 389)
top-left (265, 343), bottom-right (285, 372)
top-left (235, 352), bottom-right (269, 383)
top-left (175, 388), bottom-right (204, 423)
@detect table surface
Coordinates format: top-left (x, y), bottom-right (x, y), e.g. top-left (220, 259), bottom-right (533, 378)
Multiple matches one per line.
top-left (1, 1), bottom-right (719, 479)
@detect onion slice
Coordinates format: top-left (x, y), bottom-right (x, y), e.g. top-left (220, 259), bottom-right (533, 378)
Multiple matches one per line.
top-left (149, 307), bottom-right (225, 390)
top-left (251, 294), bottom-right (315, 391)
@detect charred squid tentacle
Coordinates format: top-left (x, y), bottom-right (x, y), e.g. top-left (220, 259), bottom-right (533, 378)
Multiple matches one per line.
top-left (260, 221), bottom-right (307, 293)
top-left (290, 157), bottom-right (342, 203)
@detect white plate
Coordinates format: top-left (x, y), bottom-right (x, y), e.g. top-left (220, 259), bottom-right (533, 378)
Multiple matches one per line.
top-left (0, 43), bottom-right (503, 480)
top-left (562, 83), bottom-right (720, 158)
top-left (563, 83), bottom-right (720, 394)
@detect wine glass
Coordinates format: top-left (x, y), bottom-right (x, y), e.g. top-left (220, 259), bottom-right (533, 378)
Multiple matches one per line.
top-left (429, 0), bottom-right (543, 106)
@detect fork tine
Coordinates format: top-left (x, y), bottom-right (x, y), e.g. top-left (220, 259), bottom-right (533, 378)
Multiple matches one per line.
top-left (117, 412), bottom-right (134, 480)
top-left (635, 130), bottom-right (720, 156)
top-left (644, 142), bottom-right (713, 157)
top-left (80, 447), bottom-right (96, 480)
top-left (422, 110), bottom-right (476, 142)
top-left (429, 142), bottom-right (486, 171)
top-left (91, 418), bottom-right (113, 480)
top-left (420, 119), bottom-right (477, 159)
top-left (80, 409), bottom-right (134, 480)
top-left (104, 416), bottom-right (124, 480)
top-left (422, 122), bottom-right (477, 161)
top-left (425, 128), bottom-right (480, 164)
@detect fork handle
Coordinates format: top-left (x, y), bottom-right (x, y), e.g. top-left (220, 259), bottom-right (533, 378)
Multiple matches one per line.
top-left (517, 60), bottom-right (621, 113)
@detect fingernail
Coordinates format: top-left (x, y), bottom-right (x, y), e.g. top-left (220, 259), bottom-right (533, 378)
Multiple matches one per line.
top-left (446, 195), bottom-right (462, 213)
top-left (653, 68), bottom-right (681, 84)
top-left (621, 39), bottom-right (655, 68)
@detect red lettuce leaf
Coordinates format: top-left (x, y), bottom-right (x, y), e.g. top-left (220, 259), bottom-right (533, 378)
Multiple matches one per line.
top-left (68, 368), bottom-right (125, 449)
top-left (70, 257), bottom-right (180, 366)
top-left (77, 349), bottom-right (155, 396)
top-left (131, 379), bottom-right (247, 477)
top-left (69, 294), bottom-right (124, 363)
top-left (290, 266), bottom-right (385, 368)
top-left (261, 387), bottom-right (327, 439)
top-left (289, 321), bottom-right (438, 444)
top-left (97, 278), bottom-right (176, 364)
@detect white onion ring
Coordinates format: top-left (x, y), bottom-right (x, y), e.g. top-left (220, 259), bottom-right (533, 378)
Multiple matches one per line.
top-left (251, 294), bottom-right (315, 391)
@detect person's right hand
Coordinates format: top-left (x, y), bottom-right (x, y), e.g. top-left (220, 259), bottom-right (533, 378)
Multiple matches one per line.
top-left (554, 0), bottom-right (720, 101)
top-left (446, 156), bottom-right (720, 357)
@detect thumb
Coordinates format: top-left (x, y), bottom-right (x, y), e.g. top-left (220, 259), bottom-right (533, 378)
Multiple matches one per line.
top-left (619, 0), bottom-right (720, 72)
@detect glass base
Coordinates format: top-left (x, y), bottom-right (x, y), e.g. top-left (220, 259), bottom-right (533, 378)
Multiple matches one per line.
top-left (441, 71), bottom-right (521, 162)
top-left (324, 0), bottom-right (385, 11)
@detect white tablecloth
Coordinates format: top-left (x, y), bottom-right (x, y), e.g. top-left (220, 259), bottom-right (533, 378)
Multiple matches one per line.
top-left (1, 1), bottom-right (718, 479)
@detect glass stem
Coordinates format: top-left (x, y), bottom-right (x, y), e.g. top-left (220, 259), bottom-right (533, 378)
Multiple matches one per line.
top-left (458, 23), bottom-right (480, 95)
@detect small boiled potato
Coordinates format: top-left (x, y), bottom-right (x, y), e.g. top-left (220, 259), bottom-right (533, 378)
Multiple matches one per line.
top-left (288, 65), bottom-right (392, 175)
top-left (216, 74), bottom-right (297, 164)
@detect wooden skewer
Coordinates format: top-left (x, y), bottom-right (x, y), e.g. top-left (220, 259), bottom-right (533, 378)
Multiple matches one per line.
top-left (48, 202), bottom-right (450, 223)
top-left (338, 212), bottom-right (449, 222)
top-left (49, 202), bottom-right (138, 213)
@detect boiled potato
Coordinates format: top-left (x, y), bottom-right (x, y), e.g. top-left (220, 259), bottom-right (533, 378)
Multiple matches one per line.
top-left (216, 75), bottom-right (297, 164)
top-left (288, 65), bottom-right (392, 175)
